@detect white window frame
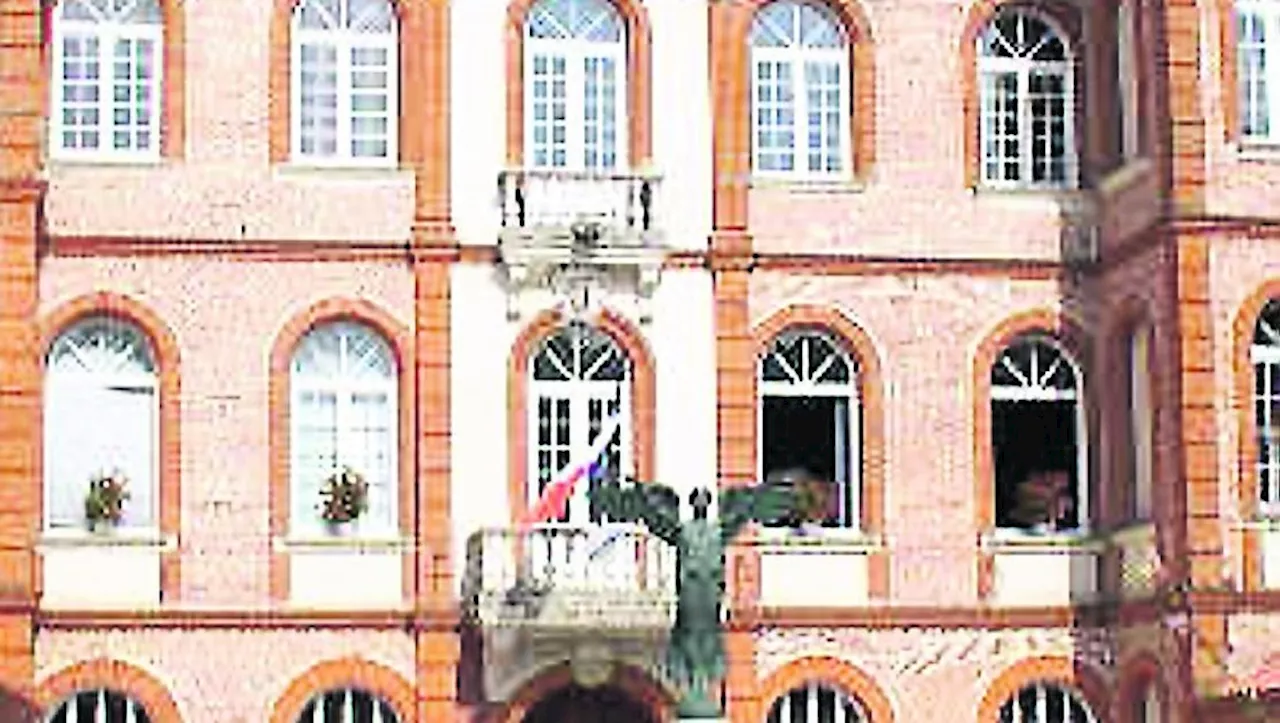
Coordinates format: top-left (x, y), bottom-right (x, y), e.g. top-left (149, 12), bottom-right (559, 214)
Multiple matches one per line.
top-left (527, 323), bottom-right (633, 525)
top-left (756, 328), bottom-right (860, 530)
top-left (990, 335), bottom-right (1088, 534)
top-left (47, 688), bottom-right (151, 723)
top-left (749, 0), bottom-right (851, 180)
top-left (995, 682), bottom-right (1099, 723)
top-left (1117, 0), bottom-right (1142, 161)
top-left (977, 10), bottom-right (1078, 189)
top-left (49, 0), bottom-right (163, 163)
top-left (43, 316), bottom-right (159, 535)
top-left (289, 321), bottom-right (399, 537)
top-left (765, 682), bottom-right (866, 723)
top-left (290, 0), bottom-right (399, 167)
top-left (1252, 301), bottom-right (1280, 515)
top-left (1238, 0), bottom-right (1280, 143)
top-left (297, 688), bottom-right (400, 723)
top-left (523, 0), bottom-right (629, 172)
top-left (1129, 323), bottom-right (1154, 520)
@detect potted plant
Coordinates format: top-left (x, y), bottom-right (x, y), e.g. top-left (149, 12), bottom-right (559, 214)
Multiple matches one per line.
top-left (765, 467), bottom-right (834, 533)
top-left (318, 466), bottom-right (369, 533)
top-left (1007, 469), bottom-right (1075, 533)
top-left (84, 469), bottom-right (130, 532)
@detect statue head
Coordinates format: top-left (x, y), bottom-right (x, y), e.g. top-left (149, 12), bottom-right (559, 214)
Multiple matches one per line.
top-left (689, 488), bottom-right (712, 520)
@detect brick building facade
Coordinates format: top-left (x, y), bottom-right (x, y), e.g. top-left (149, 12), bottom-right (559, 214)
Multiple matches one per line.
top-left (1, 0), bottom-right (1279, 721)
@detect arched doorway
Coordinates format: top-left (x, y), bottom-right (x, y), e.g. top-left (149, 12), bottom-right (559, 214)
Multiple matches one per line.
top-left (521, 684), bottom-right (656, 723)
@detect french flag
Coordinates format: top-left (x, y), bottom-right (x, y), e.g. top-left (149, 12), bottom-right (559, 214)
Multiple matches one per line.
top-left (518, 413), bottom-right (623, 532)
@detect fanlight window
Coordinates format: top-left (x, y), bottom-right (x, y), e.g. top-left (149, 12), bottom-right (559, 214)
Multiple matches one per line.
top-left (46, 688), bottom-right (152, 723)
top-left (295, 688), bottom-right (400, 723)
top-left (765, 682), bottom-right (866, 723)
top-left (990, 335), bottom-right (1086, 532)
top-left (51, 0), bottom-right (163, 158)
top-left (290, 321), bottom-right (398, 535)
top-left (1252, 299), bottom-right (1280, 512)
top-left (749, 0), bottom-right (850, 176)
top-left (291, 0), bottom-right (398, 162)
top-left (977, 9), bottom-right (1075, 188)
top-left (524, 0), bottom-right (627, 170)
top-left (995, 682), bottom-right (1097, 723)
top-left (528, 322), bottom-right (631, 523)
top-left (758, 328), bottom-right (859, 528)
top-left (44, 316), bottom-right (159, 531)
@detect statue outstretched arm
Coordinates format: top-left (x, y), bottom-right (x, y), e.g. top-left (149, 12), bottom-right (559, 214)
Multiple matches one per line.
top-left (719, 484), bottom-right (794, 546)
top-left (590, 477), bottom-right (682, 548)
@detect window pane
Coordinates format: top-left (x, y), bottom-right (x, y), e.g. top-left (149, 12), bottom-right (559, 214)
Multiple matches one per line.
top-left (1240, 10), bottom-right (1271, 137)
top-left (299, 43), bottom-right (340, 157)
top-left (754, 59), bottom-right (795, 172)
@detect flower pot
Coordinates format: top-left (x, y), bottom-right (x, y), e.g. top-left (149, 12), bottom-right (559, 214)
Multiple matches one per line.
top-left (324, 520), bottom-right (354, 537)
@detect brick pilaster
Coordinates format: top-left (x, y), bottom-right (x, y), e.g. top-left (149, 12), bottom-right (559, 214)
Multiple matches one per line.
top-left (1159, 0), bottom-right (1207, 214)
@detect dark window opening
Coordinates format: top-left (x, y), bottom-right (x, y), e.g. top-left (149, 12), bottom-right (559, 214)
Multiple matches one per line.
top-left (761, 395), bottom-right (854, 527)
top-left (992, 399), bottom-right (1079, 531)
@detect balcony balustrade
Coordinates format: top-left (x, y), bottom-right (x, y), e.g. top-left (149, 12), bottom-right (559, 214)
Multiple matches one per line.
top-left (498, 168), bottom-right (662, 248)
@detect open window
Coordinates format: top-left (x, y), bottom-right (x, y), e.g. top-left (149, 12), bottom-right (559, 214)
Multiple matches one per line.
top-left (990, 334), bottom-right (1086, 533)
top-left (758, 328), bottom-right (859, 528)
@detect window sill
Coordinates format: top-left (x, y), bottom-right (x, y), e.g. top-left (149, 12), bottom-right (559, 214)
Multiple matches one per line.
top-left (749, 175), bottom-right (865, 194)
top-left (981, 529), bottom-right (1105, 553)
top-left (1234, 140), bottom-right (1280, 163)
top-left (1107, 519), bottom-right (1156, 544)
top-left (747, 526), bottom-right (883, 552)
top-left (273, 162), bottom-right (412, 182)
top-left (970, 184), bottom-right (1085, 201)
top-left (38, 529), bottom-right (172, 550)
top-left (276, 534), bottom-right (410, 552)
top-left (1235, 515), bottom-right (1280, 531)
top-left (45, 154), bottom-right (166, 171)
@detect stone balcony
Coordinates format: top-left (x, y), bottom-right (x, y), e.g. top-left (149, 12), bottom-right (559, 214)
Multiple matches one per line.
top-left (495, 168), bottom-right (666, 321)
top-left (463, 524), bottom-right (677, 702)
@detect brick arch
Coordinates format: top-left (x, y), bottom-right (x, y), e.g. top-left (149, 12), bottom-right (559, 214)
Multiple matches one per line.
top-left (505, 0), bottom-right (653, 166)
top-left (267, 298), bottom-right (415, 601)
top-left (1114, 651), bottom-right (1171, 723)
top-left (972, 308), bottom-right (1091, 597)
top-left (757, 656), bottom-right (895, 723)
top-left (268, 657), bottom-right (415, 723)
top-left (977, 656), bottom-right (1111, 723)
top-left (40, 0), bottom-right (186, 158)
top-left (1231, 279), bottom-right (1280, 591)
top-left (751, 304), bottom-right (888, 596)
top-left (39, 292), bottom-right (184, 601)
top-left (36, 659), bottom-right (183, 723)
top-left (958, 0), bottom-right (1092, 189)
top-left (738, 0), bottom-right (878, 176)
top-left (497, 661), bottom-right (674, 723)
top-left (507, 307), bottom-right (656, 524)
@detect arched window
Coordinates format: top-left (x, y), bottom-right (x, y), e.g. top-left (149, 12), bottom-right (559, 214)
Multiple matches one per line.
top-left (47, 688), bottom-right (153, 723)
top-left (765, 682), bottom-right (867, 723)
top-left (50, 0), bottom-right (163, 159)
top-left (291, 0), bottom-right (398, 163)
top-left (1252, 299), bottom-right (1280, 513)
top-left (976, 8), bottom-right (1076, 188)
top-left (524, 0), bottom-right (627, 171)
top-left (528, 322), bottom-right (631, 523)
top-left (990, 335), bottom-right (1086, 533)
top-left (994, 682), bottom-right (1098, 723)
top-left (44, 316), bottom-right (159, 532)
top-left (1238, 0), bottom-right (1280, 141)
top-left (295, 688), bottom-right (400, 723)
top-left (290, 321), bottom-right (398, 535)
top-left (758, 328), bottom-right (859, 528)
top-left (749, 0), bottom-right (850, 177)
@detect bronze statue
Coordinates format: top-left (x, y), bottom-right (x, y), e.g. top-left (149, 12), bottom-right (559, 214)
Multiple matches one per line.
top-left (590, 479), bottom-right (793, 718)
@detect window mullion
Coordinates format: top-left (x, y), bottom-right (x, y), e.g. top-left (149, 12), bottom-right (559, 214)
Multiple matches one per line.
top-left (568, 46), bottom-right (585, 170)
top-left (99, 28), bottom-right (115, 151)
top-left (794, 52), bottom-right (808, 169)
top-left (1269, 12), bottom-right (1280, 140)
top-left (339, 34), bottom-right (352, 160)
top-left (1018, 69), bottom-right (1031, 185)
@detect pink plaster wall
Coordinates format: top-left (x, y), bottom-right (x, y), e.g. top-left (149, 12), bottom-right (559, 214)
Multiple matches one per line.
top-left (37, 257), bottom-right (415, 605)
top-left (35, 629), bottom-right (416, 722)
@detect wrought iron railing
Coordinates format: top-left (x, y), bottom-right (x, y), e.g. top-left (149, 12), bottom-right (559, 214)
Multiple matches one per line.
top-left (498, 168), bottom-right (661, 237)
